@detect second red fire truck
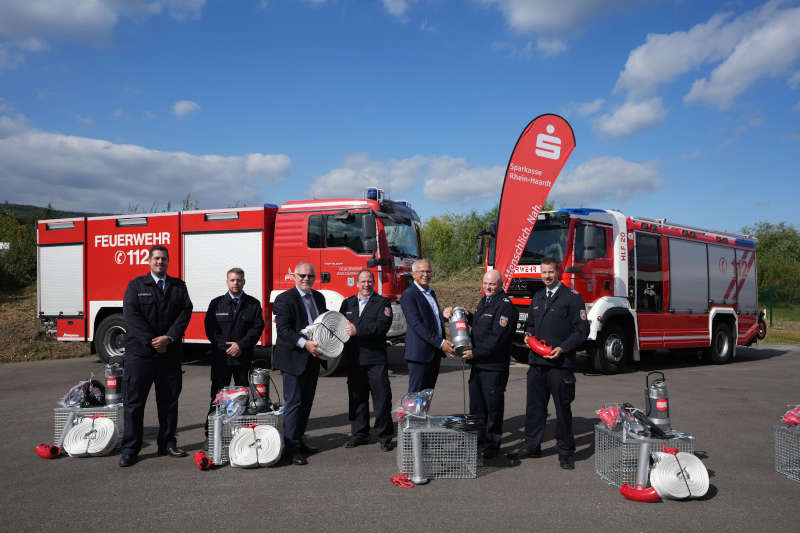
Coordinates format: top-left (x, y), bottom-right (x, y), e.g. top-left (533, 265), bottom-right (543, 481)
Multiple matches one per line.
top-left (37, 188), bottom-right (421, 375)
top-left (479, 208), bottom-right (767, 373)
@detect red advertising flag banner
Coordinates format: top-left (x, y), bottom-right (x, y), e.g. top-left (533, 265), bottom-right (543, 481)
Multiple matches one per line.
top-left (495, 114), bottom-right (576, 291)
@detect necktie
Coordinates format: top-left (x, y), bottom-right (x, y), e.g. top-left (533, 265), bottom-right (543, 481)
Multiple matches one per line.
top-left (305, 294), bottom-right (318, 321)
top-left (232, 297), bottom-right (240, 312)
top-left (545, 290), bottom-right (552, 310)
top-left (157, 279), bottom-right (165, 293)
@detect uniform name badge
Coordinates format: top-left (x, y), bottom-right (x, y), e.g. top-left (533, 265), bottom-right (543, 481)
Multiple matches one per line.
top-left (499, 316), bottom-right (508, 327)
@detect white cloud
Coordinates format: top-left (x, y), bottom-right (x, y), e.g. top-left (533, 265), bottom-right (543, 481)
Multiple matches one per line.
top-left (76, 115), bottom-right (93, 127)
top-left (0, 43), bottom-right (24, 71)
top-left (423, 157), bottom-right (505, 203)
top-left (789, 71), bottom-right (800, 89)
top-left (550, 156), bottom-right (662, 204)
top-left (595, 97), bottom-right (666, 137)
top-left (685, 5), bottom-right (800, 109)
top-left (0, 112), bottom-right (289, 212)
top-left (491, 40), bottom-right (534, 59)
top-left (567, 98), bottom-right (605, 117)
top-left (307, 153), bottom-right (427, 199)
top-left (307, 153), bottom-right (505, 204)
top-left (383, 0), bottom-right (410, 18)
top-left (536, 37), bottom-right (567, 57)
top-left (480, 0), bottom-right (631, 34)
top-left (0, 1), bottom-right (205, 67)
top-left (172, 100), bottom-right (199, 117)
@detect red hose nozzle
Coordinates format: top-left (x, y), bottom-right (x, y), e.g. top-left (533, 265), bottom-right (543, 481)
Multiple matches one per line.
top-left (35, 443), bottom-right (61, 459)
top-left (193, 451), bottom-right (212, 470)
top-left (619, 483), bottom-right (661, 502)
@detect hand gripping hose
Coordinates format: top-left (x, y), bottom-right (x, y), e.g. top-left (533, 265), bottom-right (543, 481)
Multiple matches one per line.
top-left (650, 446), bottom-right (709, 499)
top-left (525, 336), bottom-right (554, 358)
top-left (193, 451), bottom-right (212, 471)
top-left (300, 311), bottom-right (351, 360)
top-left (63, 416), bottom-right (119, 457)
top-left (229, 424), bottom-right (282, 468)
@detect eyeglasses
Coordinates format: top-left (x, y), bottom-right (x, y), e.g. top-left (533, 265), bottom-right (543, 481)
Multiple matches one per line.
top-left (295, 273), bottom-right (315, 279)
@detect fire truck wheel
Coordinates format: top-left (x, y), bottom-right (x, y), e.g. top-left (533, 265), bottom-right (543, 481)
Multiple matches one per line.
top-left (756, 319), bottom-right (767, 340)
top-left (96, 314), bottom-right (126, 364)
top-left (708, 322), bottom-right (734, 364)
top-left (593, 324), bottom-right (629, 374)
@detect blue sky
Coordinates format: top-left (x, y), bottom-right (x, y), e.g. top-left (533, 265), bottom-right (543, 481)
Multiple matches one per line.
top-left (1, 0), bottom-right (798, 234)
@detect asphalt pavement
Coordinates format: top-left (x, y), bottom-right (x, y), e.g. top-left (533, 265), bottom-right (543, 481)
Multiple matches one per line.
top-left (1, 344), bottom-right (798, 533)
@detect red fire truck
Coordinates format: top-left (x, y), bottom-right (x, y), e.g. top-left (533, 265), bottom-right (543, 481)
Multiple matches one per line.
top-left (37, 189), bottom-right (421, 375)
top-left (479, 208), bottom-right (767, 373)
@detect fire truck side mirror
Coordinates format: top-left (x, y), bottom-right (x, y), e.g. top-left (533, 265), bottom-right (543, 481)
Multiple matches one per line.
top-left (476, 235), bottom-right (485, 265)
top-left (363, 214), bottom-right (377, 254)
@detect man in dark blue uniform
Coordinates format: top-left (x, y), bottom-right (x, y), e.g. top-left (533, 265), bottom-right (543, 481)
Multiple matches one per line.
top-left (120, 244), bottom-right (193, 467)
top-left (453, 270), bottom-right (518, 460)
top-left (204, 267), bottom-right (265, 434)
top-left (513, 257), bottom-right (588, 470)
top-left (271, 262), bottom-right (327, 466)
top-left (400, 259), bottom-right (455, 393)
top-left (339, 269), bottom-right (394, 452)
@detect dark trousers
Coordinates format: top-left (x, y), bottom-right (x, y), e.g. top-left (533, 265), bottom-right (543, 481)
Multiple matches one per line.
top-left (524, 365), bottom-right (576, 456)
top-left (121, 356), bottom-right (182, 456)
top-left (468, 368), bottom-right (509, 449)
top-left (407, 357), bottom-right (441, 393)
top-left (347, 363), bottom-right (393, 444)
top-left (282, 359), bottom-right (320, 451)
top-left (205, 357), bottom-right (250, 436)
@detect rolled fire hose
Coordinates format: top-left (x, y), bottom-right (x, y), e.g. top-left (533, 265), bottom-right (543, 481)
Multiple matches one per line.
top-left (300, 311), bottom-right (351, 360)
top-left (229, 424), bottom-right (282, 468)
top-left (63, 416), bottom-right (118, 457)
top-left (650, 451), bottom-right (709, 499)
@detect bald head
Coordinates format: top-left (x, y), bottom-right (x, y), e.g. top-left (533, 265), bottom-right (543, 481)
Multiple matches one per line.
top-left (482, 269), bottom-right (503, 297)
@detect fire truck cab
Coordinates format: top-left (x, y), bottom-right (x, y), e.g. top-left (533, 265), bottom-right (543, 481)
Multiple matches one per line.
top-left (481, 208), bottom-right (767, 373)
top-left (37, 190), bottom-right (422, 376)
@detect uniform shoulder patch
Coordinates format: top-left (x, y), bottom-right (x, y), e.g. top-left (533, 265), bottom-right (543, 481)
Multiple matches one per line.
top-left (580, 309), bottom-right (587, 320)
top-left (499, 315), bottom-right (508, 327)
top-left (384, 306), bottom-right (392, 317)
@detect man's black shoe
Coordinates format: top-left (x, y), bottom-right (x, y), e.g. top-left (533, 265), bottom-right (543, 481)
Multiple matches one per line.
top-left (482, 447), bottom-right (499, 460)
top-left (119, 454), bottom-right (137, 467)
top-left (514, 446), bottom-right (542, 459)
top-left (380, 441), bottom-right (394, 452)
top-left (158, 446), bottom-right (187, 457)
top-left (559, 454), bottom-right (575, 470)
top-left (344, 437), bottom-right (369, 449)
top-left (299, 441), bottom-right (319, 455)
top-left (291, 452), bottom-right (308, 465)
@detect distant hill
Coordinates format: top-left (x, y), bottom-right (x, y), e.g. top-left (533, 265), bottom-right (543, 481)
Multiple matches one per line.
top-left (0, 202), bottom-right (106, 225)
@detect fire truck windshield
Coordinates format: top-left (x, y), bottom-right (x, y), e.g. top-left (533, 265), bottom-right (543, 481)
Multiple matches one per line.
top-left (383, 217), bottom-right (420, 258)
top-left (519, 223), bottom-right (569, 264)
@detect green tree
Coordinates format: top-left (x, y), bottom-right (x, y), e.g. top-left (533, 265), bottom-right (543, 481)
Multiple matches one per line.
top-left (0, 210), bottom-right (37, 291)
top-left (743, 221), bottom-right (800, 302)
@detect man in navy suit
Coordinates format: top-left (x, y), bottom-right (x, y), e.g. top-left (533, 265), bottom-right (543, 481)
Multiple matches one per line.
top-left (339, 270), bottom-right (394, 452)
top-left (271, 262), bottom-right (327, 465)
top-left (400, 259), bottom-right (455, 393)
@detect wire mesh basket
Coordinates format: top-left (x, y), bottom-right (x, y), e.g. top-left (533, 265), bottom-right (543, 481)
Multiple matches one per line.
top-left (53, 406), bottom-right (123, 448)
top-left (594, 423), bottom-right (695, 487)
top-left (207, 411), bottom-right (283, 466)
top-left (774, 424), bottom-right (800, 482)
top-left (396, 415), bottom-right (478, 479)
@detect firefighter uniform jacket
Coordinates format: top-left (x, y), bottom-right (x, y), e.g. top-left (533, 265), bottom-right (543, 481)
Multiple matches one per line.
top-left (524, 283), bottom-right (589, 369)
top-left (122, 274), bottom-right (193, 359)
top-left (468, 290), bottom-right (519, 371)
top-left (204, 292), bottom-right (265, 366)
